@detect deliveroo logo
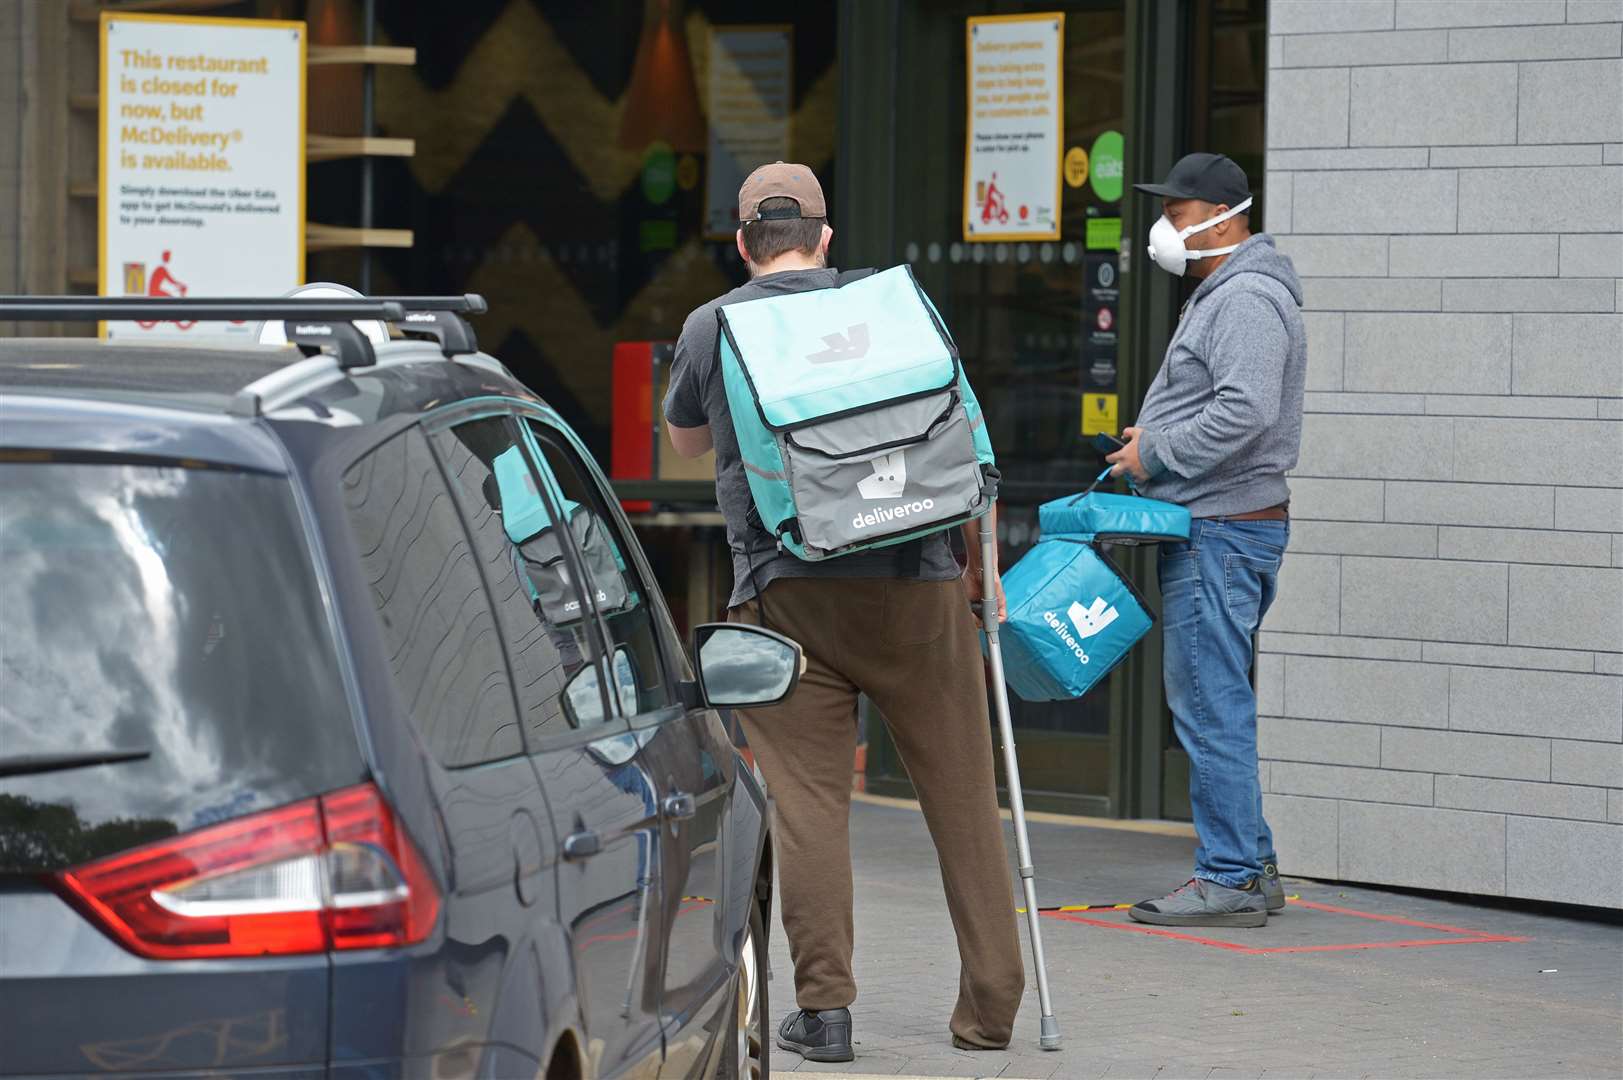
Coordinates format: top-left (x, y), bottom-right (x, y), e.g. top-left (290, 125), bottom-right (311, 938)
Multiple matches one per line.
top-left (1068, 597), bottom-right (1120, 639)
top-left (805, 323), bottom-right (871, 365)
top-left (851, 450), bottom-right (936, 531)
top-left (1041, 596), bottom-right (1120, 665)
top-left (857, 450), bottom-right (907, 500)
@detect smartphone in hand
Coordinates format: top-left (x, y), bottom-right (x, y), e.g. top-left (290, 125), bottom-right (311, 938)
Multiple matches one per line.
top-left (1092, 432), bottom-right (1126, 455)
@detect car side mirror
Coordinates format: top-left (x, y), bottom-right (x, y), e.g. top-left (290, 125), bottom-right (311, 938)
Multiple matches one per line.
top-left (692, 623), bottom-right (804, 709)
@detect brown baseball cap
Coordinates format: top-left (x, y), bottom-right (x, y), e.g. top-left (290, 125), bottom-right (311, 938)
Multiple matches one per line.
top-left (738, 161), bottom-right (827, 222)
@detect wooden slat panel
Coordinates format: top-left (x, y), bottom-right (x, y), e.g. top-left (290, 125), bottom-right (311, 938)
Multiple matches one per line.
top-left (69, 230), bottom-right (416, 285)
top-left (305, 224), bottom-right (414, 251)
top-left (306, 135), bottom-right (416, 162)
top-left (307, 45), bottom-right (416, 67)
top-left (69, 181), bottom-right (97, 199)
top-left (21, 0), bottom-right (71, 317)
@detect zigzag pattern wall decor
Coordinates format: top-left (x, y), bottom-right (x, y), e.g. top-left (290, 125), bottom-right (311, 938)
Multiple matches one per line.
top-left (328, 0), bottom-right (839, 457)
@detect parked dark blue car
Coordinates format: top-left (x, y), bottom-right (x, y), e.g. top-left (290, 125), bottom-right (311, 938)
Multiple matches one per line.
top-left (0, 296), bottom-right (788, 1079)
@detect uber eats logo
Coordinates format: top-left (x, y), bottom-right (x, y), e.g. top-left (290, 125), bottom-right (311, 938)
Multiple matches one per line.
top-left (1041, 597), bottom-right (1120, 665)
top-left (852, 450), bottom-right (935, 531)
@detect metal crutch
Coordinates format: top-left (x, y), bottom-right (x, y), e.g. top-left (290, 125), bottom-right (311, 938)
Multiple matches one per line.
top-left (979, 508), bottom-right (1062, 1050)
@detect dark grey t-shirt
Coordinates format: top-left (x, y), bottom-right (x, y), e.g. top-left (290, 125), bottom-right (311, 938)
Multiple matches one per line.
top-left (663, 267), bottom-right (960, 608)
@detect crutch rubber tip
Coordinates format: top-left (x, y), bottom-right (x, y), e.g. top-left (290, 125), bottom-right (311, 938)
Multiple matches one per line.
top-left (1039, 1015), bottom-right (1062, 1050)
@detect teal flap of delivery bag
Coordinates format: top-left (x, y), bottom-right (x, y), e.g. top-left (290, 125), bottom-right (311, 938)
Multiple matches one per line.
top-left (718, 265), bottom-right (958, 430)
top-left (493, 444), bottom-right (580, 543)
top-left (1038, 490), bottom-right (1191, 543)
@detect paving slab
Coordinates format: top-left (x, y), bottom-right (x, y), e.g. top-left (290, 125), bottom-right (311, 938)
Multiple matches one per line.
top-left (766, 798), bottom-right (1623, 1078)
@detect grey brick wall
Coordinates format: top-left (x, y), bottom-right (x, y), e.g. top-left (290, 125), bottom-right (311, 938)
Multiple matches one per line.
top-left (1263, 0), bottom-right (1623, 909)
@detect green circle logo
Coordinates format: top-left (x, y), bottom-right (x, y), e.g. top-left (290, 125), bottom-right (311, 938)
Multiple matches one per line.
top-left (1089, 131), bottom-right (1124, 203)
top-left (642, 142), bottom-right (676, 205)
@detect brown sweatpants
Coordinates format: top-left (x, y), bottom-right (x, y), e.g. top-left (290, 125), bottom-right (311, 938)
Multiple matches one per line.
top-left (731, 576), bottom-right (1025, 1048)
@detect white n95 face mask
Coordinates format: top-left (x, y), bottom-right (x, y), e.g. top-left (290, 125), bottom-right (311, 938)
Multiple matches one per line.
top-left (1146, 196), bottom-right (1253, 276)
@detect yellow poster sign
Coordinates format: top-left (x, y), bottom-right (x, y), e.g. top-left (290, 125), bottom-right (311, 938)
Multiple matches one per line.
top-left (963, 12), bottom-right (1064, 242)
top-left (1081, 393), bottom-right (1118, 436)
top-left (99, 12), bottom-right (306, 340)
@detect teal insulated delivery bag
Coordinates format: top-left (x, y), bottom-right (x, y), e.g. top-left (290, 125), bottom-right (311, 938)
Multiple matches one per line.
top-left (991, 472), bottom-right (1191, 702)
top-left (716, 265), bottom-right (998, 560)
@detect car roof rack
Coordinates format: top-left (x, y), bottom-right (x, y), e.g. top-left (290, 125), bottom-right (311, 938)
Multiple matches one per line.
top-left (0, 294), bottom-right (495, 416)
top-left (371, 294), bottom-right (488, 315)
top-left (1, 293), bottom-right (488, 360)
top-left (374, 296), bottom-right (487, 356)
top-left (0, 296), bottom-right (404, 375)
top-left (0, 297), bottom-right (406, 321)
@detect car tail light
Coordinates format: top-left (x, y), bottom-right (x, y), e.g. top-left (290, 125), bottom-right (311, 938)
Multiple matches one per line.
top-left (52, 782), bottom-right (440, 959)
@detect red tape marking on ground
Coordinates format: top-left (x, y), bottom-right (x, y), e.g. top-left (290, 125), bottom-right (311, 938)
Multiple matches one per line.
top-left (1046, 898), bottom-right (1528, 955)
top-left (1286, 898), bottom-right (1514, 936)
top-left (1049, 911), bottom-right (1255, 951)
top-left (1233, 936), bottom-right (1525, 954)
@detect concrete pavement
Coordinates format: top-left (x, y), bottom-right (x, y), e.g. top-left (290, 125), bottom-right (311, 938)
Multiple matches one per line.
top-left (765, 797), bottom-right (1623, 1079)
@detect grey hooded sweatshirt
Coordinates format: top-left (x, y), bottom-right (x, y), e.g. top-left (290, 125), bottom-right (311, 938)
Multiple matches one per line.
top-left (1135, 233), bottom-right (1307, 519)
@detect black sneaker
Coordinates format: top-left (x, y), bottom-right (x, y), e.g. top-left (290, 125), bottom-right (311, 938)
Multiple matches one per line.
top-left (1259, 859), bottom-right (1286, 914)
top-left (776, 1008), bottom-right (854, 1063)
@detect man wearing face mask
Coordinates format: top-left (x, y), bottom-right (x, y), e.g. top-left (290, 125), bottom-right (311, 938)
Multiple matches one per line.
top-left (1105, 152), bottom-right (1306, 928)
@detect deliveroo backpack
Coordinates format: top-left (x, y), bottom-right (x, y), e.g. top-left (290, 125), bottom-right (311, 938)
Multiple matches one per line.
top-left (992, 470), bottom-right (1191, 702)
top-left (489, 445), bottom-right (631, 626)
top-left (716, 265), bottom-right (997, 560)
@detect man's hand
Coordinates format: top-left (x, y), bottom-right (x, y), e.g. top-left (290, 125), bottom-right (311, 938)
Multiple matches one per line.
top-left (1106, 426), bottom-right (1150, 482)
top-left (959, 508), bottom-right (1004, 626)
top-left (962, 561), bottom-right (1007, 627)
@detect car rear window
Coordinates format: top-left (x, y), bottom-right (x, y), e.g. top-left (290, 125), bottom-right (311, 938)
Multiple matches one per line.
top-left (0, 461), bottom-right (363, 873)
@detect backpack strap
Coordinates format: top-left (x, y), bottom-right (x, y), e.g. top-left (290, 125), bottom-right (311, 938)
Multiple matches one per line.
top-left (835, 267), bottom-right (877, 287)
top-left (894, 538), bottom-right (924, 578)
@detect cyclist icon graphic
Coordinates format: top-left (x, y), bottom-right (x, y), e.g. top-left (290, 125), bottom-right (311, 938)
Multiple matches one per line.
top-left (137, 251), bottom-right (194, 330)
top-left (980, 173), bottom-right (1010, 226)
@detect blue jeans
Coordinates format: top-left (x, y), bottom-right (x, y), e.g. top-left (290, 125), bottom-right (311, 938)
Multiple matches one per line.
top-left (1158, 517), bottom-right (1288, 889)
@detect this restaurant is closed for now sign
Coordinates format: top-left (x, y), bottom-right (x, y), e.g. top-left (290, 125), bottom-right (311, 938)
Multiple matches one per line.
top-left (99, 13), bottom-right (306, 339)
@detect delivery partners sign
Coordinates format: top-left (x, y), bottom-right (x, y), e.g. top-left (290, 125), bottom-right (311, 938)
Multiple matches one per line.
top-left (100, 14), bottom-right (305, 339)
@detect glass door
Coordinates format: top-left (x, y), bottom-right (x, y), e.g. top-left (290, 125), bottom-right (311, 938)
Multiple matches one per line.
top-left (860, 0), bottom-right (1130, 817)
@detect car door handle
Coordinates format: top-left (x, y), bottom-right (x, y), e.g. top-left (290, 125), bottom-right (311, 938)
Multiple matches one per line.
top-left (562, 829), bottom-right (602, 860)
top-left (662, 793), bottom-right (697, 821)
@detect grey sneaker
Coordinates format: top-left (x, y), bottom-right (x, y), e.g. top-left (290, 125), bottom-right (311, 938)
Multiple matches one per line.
top-left (1259, 859), bottom-right (1286, 914)
top-left (777, 1008), bottom-right (854, 1063)
top-left (1130, 878), bottom-right (1268, 928)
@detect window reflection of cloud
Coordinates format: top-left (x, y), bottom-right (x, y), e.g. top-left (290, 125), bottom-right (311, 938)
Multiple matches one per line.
top-left (1, 466), bottom-right (353, 835)
top-left (5, 468), bottom-right (206, 824)
top-left (563, 648), bottom-right (638, 729)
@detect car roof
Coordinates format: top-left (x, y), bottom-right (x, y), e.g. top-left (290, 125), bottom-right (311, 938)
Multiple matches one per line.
top-left (0, 337), bottom-right (549, 467)
top-left (0, 338), bottom-right (296, 411)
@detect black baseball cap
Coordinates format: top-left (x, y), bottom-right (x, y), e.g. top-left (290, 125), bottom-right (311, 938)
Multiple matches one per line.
top-left (1133, 152), bottom-right (1251, 207)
